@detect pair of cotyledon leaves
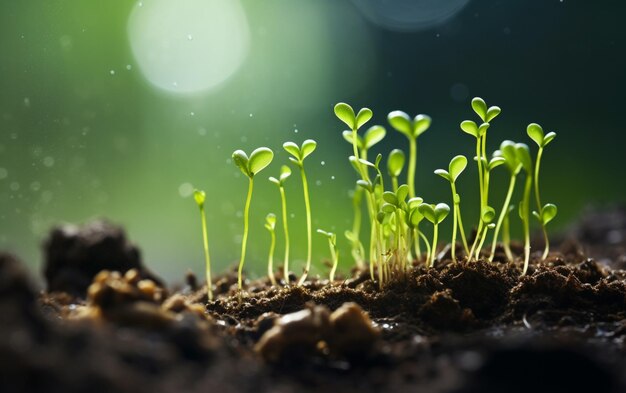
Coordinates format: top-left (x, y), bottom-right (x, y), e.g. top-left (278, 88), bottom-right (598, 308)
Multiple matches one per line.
top-left (269, 165), bottom-right (292, 187)
top-left (233, 147), bottom-right (274, 178)
top-left (527, 123), bottom-right (557, 148)
top-left (460, 97), bottom-right (501, 138)
top-left (342, 126), bottom-right (386, 151)
top-left (283, 140), bottom-right (317, 166)
top-left (387, 149), bottom-right (405, 178)
top-left (334, 103), bottom-right (373, 131)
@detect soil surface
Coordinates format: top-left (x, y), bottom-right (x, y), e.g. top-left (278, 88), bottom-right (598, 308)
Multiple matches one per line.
top-left (2, 207), bottom-right (626, 393)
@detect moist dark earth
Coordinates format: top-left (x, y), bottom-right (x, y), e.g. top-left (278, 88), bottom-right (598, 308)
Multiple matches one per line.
top-left (2, 206), bottom-right (626, 393)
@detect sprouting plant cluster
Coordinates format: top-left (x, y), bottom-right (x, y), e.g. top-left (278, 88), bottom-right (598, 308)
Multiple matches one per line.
top-left (192, 97), bottom-right (558, 298)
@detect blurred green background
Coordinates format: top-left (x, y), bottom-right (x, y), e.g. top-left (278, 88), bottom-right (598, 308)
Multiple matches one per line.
top-left (1, 0), bottom-right (625, 282)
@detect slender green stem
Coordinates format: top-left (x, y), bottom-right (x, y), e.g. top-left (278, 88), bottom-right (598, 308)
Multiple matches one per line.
top-left (489, 174), bottom-right (517, 262)
top-left (475, 225), bottom-right (490, 260)
top-left (418, 230), bottom-right (431, 265)
top-left (297, 166), bottom-right (313, 286)
top-left (391, 176), bottom-right (399, 193)
top-left (407, 137), bottom-right (417, 198)
top-left (350, 187), bottom-right (364, 269)
top-left (430, 224), bottom-right (439, 268)
top-left (238, 177), bottom-right (254, 290)
top-left (469, 220), bottom-right (483, 262)
top-left (502, 210), bottom-right (513, 261)
top-left (476, 137), bottom-right (485, 212)
top-left (521, 174), bottom-right (532, 275)
top-left (329, 241), bottom-right (338, 283)
top-left (452, 182), bottom-right (470, 255)
top-left (534, 148), bottom-right (550, 260)
top-left (451, 202), bottom-right (458, 261)
top-left (199, 205), bottom-right (212, 301)
top-left (279, 186), bottom-right (290, 284)
top-left (267, 229), bottom-right (276, 286)
top-left (377, 220), bottom-right (385, 289)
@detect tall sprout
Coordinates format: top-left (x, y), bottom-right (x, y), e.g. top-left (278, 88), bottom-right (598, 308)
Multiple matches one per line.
top-left (264, 213), bottom-right (277, 286)
top-left (317, 229), bottom-right (339, 282)
top-left (269, 165), bottom-right (292, 284)
top-left (283, 140), bottom-right (317, 286)
top-left (193, 189), bottom-right (213, 301)
top-left (387, 111), bottom-right (431, 198)
top-left (514, 143), bottom-right (533, 275)
top-left (418, 203), bottom-right (450, 268)
top-left (232, 147), bottom-right (274, 291)
top-left (527, 123), bottom-right (558, 260)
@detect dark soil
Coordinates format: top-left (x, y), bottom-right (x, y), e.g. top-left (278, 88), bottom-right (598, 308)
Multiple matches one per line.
top-left (2, 209), bottom-right (626, 393)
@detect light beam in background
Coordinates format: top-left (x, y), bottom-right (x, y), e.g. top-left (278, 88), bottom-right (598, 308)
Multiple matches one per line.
top-left (351, 0), bottom-right (470, 32)
top-left (127, 0), bottom-right (249, 94)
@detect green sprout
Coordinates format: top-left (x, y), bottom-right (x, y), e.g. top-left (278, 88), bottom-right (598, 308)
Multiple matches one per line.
top-left (418, 203), bottom-right (450, 268)
top-left (341, 124), bottom-right (385, 269)
top-left (407, 198), bottom-right (430, 263)
top-left (381, 184), bottom-right (410, 270)
top-left (514, 143), bottom-right (533, 275)
top-left (434, 155), bottom-right (470, 260)
top-left (334, 102), bottom-right (373, 179)
top-left (193, 189), bottom-right (213, 301)
top-left (460, 98), bottom-right (501, 254)
top-left (269, 165), bottom-right (292, 284)
top-left (283, 139), bottom-right (317, 286)
top-left (527, 123), bottom-right (558, 260)
top-left (317, 229), bottom-right (339, 282)
top-left (488, 141), bottom-right (522, 262)
top-left (265, 213), bottom-right (277, 286)
top-left (232, 147), bottom-right (274, 290)
top-left (471, 206), bottom-right (496, 260)
top-left (387, 111), bottom-right (432, 198)
top-left (387, 148), bottom-right (406, 192)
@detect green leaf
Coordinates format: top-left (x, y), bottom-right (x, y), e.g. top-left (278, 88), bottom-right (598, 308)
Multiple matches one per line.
top-left (532, 210), bottom-right (541, 222)
top-left (434, 203), bottom-right (450, 224)
top-left (418, 203), bottom-right (436, 224)
top-left (374, 153), bottom-right (382, 169)
top-left (543, 132), bottom-right (556, 146)
top-left (478, 122), bottom-right (490, 137)
top-left (541, 203), bottom-right (557, 225)
top-left (488, 156), bottom-right (506, 171)
top-left (526, 123), bottom-right (544, 147)
top-left (355, 108), bottom-right (373, 129)
top-left (382, 191), bottom-right (398, 206)
top-left (301, 139), bottom-right (317, 159)
top-left (396, 184), bottom-right (409, 204)
top-left (413, 114), bottom-right (432, 136)
top-left (387, 149), bottom-right (405, 177)
top-left (471, 97), bottom-right (487, 121)
top-left (356, 179), bottom-right (373, 193)
top-left (498, 140), bottom-right (519, 173)
top-left (280, 165), bottom-right (292, 182)
top-left (481, 206), bottom-right (496, 223)
top-left (409, 207), bottom-right (424, 227)
top-left (265, 213), bottom-right (276, 231)
top-left (449, 155), bottom-right (467, 182)
top-left (514, 143), bottom-right (532, 173)
top-left (317, 229), bottom-right (333, 239)
top-left (453, 193), bottom-right (461, 204)
top-left (232, 149), bottom-right (251, 177)
top-left (268, 177), bottom-right (280, 185)
top-left (283, 142), bottom-right (301, 160)
top-left (460, 120), bottom-right (479, 137)
top-left (382, 203), bottom-right (396, 214)
top-left (364, 125), bottom-right (386, 149)
top-left (434, 169), bottom-right (451, 182)
top-left (486, 106), bottom-right (501, 122)
top-left (193, 189), bottom-right (205, 207)
top-left (334, 102), bottom-right (355, 129)
top-left (388, 110), bottom-right (413, 137)
top-left (407, 197), bottom-right (423, 209)
top-left (249, 147), bottom-right (274, 176)
top-left (342, 130), bottom-right (363, 150)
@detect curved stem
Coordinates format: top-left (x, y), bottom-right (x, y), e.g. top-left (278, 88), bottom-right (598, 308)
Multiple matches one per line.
top-left (279, 186), bottom-right (290, 284)
top-left (238, 177), bottom-right (254, 290)
top-left (534, 148), bottom-right (550, 259)
top-left (199, 205), bottom-right (212, 301)
top-left (431, 224), bottom-right (439, 268)
top-left (452, 183), bottom-right (470, 255)
top-left (297, 166), bottom-right (312, 286)
top-left (408, 137), bottom-right (417, 198)
top-left (469, 220), bottom-right (484, 262)
top-left (475, 225), bottom-right (490, 260)
top-left (329, 241), bottom-right (338, 283)
top-left (521, 174), bottom-right (533, 275)
top-left (418, 230), bottom-right (431, 265)
top-left (268, 230), bottom-right (276, 286)
top-left (489, 174), bottom-right (517, 262)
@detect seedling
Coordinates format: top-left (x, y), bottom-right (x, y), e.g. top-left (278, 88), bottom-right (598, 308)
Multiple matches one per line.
top-left (334, 102), bottom-right (373, 179)
top-left (317, 229), bottom-right (339, 282)
top-left (283, 139), bottom-right (317, 286)
top-left (514, 143), bottom-right (533, 275)
top-left (387, 149), bottom-right (405, 192)
top-left (407, 198), bottom-right (431, 263)
top-left (471, 206), bottom-right (495, 260)
top-left (232, 147), bottom-right (274, 290)
top-left (418, 203), bottom-right (450, 268)
top-left (387, 111), bottom-right (432, 198)
top-left (265, 213), bottom-right (277, 286)
top-left (193, 189), bottom-right (213, 301)
top-left (489, 141), bottom-right (522, 262)
top-left (434, 155), bottom-right (470, 260)
top-left (527, 123), bottom-right (558, 260)
top-left (269, 165), bottom-right (292, 284)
